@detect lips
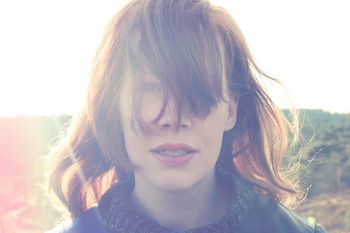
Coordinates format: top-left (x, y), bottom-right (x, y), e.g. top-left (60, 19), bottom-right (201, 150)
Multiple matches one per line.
top-left (151, 143), bottom-right (197, 156)
top-left (150, 143), bottom-right (197, 167)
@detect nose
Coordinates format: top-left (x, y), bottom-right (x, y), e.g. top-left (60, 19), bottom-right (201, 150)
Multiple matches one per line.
top-left (157, 102), bottom-right (192, 130)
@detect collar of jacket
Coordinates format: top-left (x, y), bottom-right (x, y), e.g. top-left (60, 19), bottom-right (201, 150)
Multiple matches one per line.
top-left (97, 168), bottom-right (255, 233)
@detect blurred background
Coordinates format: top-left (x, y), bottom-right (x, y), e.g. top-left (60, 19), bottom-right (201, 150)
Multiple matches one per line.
top-left (0, 0), bottom-right (349, 232)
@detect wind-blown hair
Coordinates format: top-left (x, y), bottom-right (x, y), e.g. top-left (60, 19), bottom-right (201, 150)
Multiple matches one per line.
top-left (48, 0), bottom-right (301, 217)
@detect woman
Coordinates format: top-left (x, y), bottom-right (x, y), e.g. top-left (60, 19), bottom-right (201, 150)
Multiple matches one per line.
top-left (48, 0), bottom-right (326, 232)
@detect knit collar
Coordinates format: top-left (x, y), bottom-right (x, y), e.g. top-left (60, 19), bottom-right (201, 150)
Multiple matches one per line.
top-left (98, 169), bottom-right (255, 233)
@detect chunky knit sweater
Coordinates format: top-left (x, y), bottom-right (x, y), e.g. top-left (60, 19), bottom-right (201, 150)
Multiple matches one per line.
top-left (48, 170), bottom-right (327, 233)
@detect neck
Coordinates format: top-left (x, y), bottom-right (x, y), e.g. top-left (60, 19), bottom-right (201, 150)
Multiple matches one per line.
top-left (131, 169), bottom-right (231, 230)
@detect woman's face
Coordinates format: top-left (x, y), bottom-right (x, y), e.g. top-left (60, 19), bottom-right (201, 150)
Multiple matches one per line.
top-left (119, 73), bottom-right (236, 192)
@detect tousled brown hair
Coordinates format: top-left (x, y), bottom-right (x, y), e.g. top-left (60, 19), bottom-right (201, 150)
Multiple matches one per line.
top-left (48, 0), bottom-right (301, 217)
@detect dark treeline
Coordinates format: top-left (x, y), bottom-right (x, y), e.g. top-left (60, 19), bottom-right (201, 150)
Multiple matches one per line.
top-left (292, 109), bottom-right (350, 197)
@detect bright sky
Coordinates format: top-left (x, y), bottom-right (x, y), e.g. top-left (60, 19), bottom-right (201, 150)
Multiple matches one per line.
top-left (0, 0), bottom-right (349, 116)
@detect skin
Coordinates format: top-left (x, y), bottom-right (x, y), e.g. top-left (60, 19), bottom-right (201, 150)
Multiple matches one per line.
top-left (119, 73), bottom-right (237, 230)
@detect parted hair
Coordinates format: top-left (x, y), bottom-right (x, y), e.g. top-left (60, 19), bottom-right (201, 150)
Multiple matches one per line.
top-left (48, 0), bottom-right (301, 217)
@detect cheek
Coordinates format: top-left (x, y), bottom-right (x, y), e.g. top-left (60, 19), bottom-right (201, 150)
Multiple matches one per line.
top-left (201, 128), bottom-right (225, 155)
top-left (119, 92), bottom-right (163, 131)
top-left (199, 109), bottom-right (229, 135)
top-left (139, 94), bottom-right (164, 122)
top-left (195, 107), bottom-right (230, 154)
top-left (122, 125), bottom-right (146, 163)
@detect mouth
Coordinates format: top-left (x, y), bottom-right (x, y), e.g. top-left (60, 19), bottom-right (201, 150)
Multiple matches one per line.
top-left (150, 143), bottom-right (197, 167)
top-left (150, 143), bottom-right (197, 156)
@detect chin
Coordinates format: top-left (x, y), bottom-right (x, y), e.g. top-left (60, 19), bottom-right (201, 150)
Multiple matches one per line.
top-left (150, 172), bottom-right (200, 193)
top-left (157, 181), bottom-right (195, 192)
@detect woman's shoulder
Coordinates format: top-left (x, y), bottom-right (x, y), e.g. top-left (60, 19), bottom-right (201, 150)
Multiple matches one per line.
top-left (45, 208), bottom-right (113, 233)
top-left (238, 193), bottom-right (327, 233)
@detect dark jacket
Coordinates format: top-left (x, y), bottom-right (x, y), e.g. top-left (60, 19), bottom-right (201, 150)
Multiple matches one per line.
top-left (47, 194), bottom-right (326, 233)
